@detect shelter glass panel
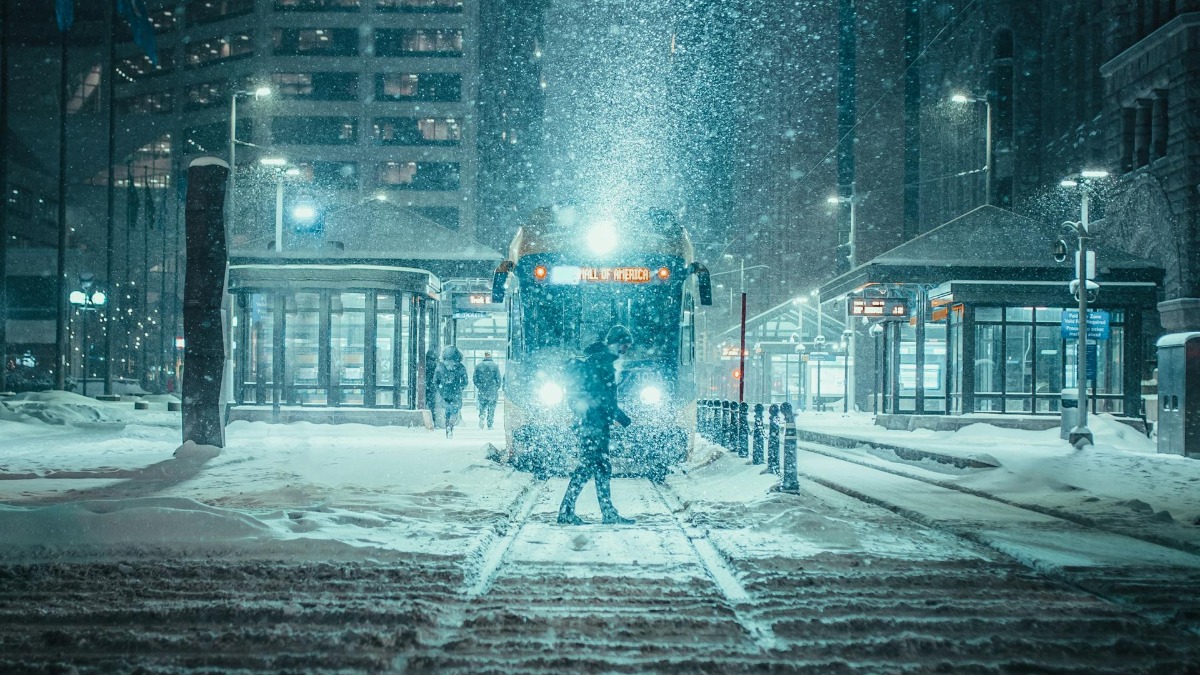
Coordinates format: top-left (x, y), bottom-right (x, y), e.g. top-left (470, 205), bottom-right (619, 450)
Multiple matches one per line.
top-left (332, 292), bottom-right (366, 405)
top-left (376, 293), bottom-right (397, 407)
top-left (249, 293), bottom-right (275, 404)
top-left (1034, 324), bottom-right (1063, 412)
top-left (287, 292), bottom-right (323, 405)
top-left (896, 322), bottom-right (917, 413)
top-left (974, 323), bottom-right (1003, 412)
top-left (924, 323), bottom-right (947, 413)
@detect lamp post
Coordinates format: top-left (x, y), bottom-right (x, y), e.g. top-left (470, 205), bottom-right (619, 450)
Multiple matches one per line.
top-left (228, 86), bottom-right (271, 233)
top-left (951, 92), bottom-right (993, 206)
top-left (827, 192), bottom-right (858, 268)
top-left (260, 158), bottom-right (300, 252)
top-left (69, 276), bottom-right (107, 396)
top-left (1059, 169), bottom-right (1109, 448)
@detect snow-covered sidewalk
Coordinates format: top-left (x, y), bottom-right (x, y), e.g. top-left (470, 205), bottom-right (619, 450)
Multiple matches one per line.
top-left (0, 392), bottom-right (532, 562)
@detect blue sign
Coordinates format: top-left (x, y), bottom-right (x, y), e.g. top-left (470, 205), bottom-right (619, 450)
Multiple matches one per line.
top-left (1061, 310), bottom-right (1110, 340)
top-left (807, 351), bottom-right (837, 362)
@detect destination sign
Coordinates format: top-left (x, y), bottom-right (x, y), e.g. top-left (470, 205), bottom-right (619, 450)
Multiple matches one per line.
top-left (581, 266), bottom-right (650, 283)
top-left (551, 266), bottom-right (651, 284)
top-left (849, 297), bottom-right (909, 319)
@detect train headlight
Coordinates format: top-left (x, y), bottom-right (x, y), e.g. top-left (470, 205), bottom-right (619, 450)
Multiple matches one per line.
top-left (587, 221), bottom-right (618, 254)
top-left (537, 381), bottom-right (564, 406)
top-left (639, 385), bottom-right (664, 406)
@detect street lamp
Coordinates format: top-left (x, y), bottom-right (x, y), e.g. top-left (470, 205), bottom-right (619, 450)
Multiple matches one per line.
top-left (260, 157), bottom-right (299, 252)
top-left (69, 275), bottom-right (107, 395)
top-left (951, 91), bottom-right (993, 207)
top-left (229, 86), bottom-right (271, 232)
top-left (1059, 168), bottom-right (1110, 448)
top-left (827, 192), bottom-right (858, 268)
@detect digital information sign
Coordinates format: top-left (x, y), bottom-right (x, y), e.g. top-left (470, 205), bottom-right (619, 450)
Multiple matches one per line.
top-left (550, 266), bottom-right (651, 284)
top-left (848, 297), bottom-right (909, 320)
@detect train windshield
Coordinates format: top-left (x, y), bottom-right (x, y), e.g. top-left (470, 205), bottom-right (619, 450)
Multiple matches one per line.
top-left (522, 282), bottom-right (681, 362)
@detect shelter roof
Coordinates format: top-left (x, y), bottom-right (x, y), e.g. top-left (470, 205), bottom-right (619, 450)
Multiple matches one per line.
top-left (821, 205), bottom-right (1163, 298)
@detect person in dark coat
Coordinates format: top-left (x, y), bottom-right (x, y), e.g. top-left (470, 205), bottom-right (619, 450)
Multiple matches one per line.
top-left (557, 325), bottom-right (635, 526)
top-left (425, 346), bottom-right (441, 427)
top-left (434, 346), bottom-right (468, 437)
top-left (473, 352), bottom-right (502, 429)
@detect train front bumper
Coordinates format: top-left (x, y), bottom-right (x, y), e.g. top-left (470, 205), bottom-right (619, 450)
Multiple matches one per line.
top-left (510, 422), bottom-right (688, 477)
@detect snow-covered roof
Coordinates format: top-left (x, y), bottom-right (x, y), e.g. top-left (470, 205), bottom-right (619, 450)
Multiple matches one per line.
top-left (871, 205), bottom-right (1158, 270)
top-left (821, 205), bottom-right (1164, 298)
top-left (1156, 332), bottom-right (1200, 348)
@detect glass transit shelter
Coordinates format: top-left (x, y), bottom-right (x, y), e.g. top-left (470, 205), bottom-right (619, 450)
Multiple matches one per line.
top-left (229, 264), bottom-right (439, 410)
top-left (819, 206), bottom-right (1164, 419)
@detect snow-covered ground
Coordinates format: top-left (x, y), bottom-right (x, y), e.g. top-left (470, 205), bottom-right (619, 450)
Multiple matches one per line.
top-left (0, 392), bottom-right (532, 562)
top-left (788, 411), bottom-right (1200, 549)
top-left (4, 395), bottom-right (1200, 672)
top-left (2, 393), bottom-right (1199, 565)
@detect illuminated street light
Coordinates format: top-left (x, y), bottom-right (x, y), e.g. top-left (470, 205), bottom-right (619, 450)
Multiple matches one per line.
top-left (950, 90), bottom-right (993, 205)
top-left (1058, 168), bottom-right (1112, 448)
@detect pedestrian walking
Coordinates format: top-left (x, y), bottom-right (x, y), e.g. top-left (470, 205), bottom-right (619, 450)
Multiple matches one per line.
top-left (557, 325), bottom-right (635, 526)
top-left (434, 346), bottom-right (468, 438)
top-left (425, 346), bottom-right (440, 428)
top-left (473, 352), bottom-right (502, 429)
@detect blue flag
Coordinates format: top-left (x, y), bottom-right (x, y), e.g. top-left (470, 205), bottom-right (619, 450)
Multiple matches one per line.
top-left (55, 0), bottom-right (73, 31)
top-left (117, 0), bottom-right (158, 65)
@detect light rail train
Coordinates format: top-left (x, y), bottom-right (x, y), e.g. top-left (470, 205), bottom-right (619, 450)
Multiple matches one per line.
top-left (491, 206), bottom-right (712, 478)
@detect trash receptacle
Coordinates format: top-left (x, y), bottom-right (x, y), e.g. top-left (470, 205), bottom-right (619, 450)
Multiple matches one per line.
top-left (1156, 332), bottom-right (1200, 457)
top-left (1060, 388), bottom-right (1078, 440)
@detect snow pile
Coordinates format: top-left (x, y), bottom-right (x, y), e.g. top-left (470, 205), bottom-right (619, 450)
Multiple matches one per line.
top-left (0, 391), bottom-right (133, 428)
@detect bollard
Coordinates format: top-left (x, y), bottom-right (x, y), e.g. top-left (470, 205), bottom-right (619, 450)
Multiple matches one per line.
top-left (737, 402), bottom-right (749, 458)
top-left (767, 403), bottom-right (780, 474)
top-left (752, 403), bottom-right (764, 464)
top-left (697, 399), bottom-right (707, 441)
top-left (700, 396), bottom-right (710, 439)
top-left (779, 402), bottom-right (800, 493)
top-left (717, 401), bottom-right (727, 447)
top-left (722, 400), bottom-right (734, 449)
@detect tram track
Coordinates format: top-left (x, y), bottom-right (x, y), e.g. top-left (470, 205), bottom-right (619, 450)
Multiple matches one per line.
top-left (795, 438), bottom-right (1200, 558)
top-left (789, 438), bottom-right (1200, 635)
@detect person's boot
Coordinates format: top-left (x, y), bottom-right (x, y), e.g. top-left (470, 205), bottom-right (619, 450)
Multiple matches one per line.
top-left (557, 474), bottom-right (588, 525)
top-left (601, 511), bottom-right (635, 525)
top-left (595, 465), bottom-right (632, 524)
top-left (557, 511), bottom-right (587, 525)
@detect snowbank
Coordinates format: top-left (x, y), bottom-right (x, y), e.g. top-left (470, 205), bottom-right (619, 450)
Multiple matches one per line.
top-left (0, 409), bottom-right (532, 562)
top-left (0, 391), bottom-right (133, 428)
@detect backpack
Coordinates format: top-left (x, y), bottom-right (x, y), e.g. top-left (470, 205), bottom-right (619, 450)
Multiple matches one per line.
top-left (439, 362), bottom-right (467, 400)
top-left (564, 357), bottom-right (590, 416)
